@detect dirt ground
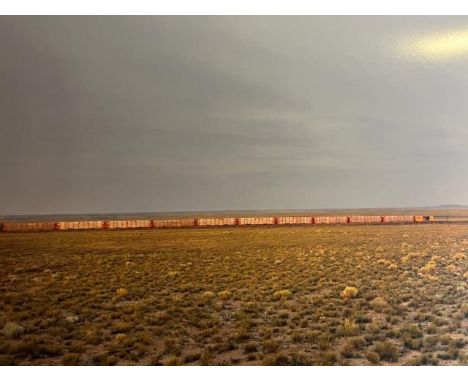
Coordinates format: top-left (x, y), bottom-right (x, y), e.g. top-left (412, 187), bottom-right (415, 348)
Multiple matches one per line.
top-left (0, 224), bottom-right (467, 365)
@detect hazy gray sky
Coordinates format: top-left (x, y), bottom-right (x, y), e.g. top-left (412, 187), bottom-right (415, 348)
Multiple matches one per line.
top-left (1, 16), bottom-right (468, 214)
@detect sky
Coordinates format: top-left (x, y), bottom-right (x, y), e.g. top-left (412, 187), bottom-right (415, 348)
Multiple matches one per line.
top-left (1, 16), bottom-right (468, 215)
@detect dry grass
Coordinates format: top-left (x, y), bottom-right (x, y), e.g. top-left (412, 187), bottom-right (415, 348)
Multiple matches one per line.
top-left (217, 290), bottom-right (232, 300)
top-left (0, 224), bottom-right (467, 365)
top-left (340, 287), bottom-right (358, 300)
top-left (2, 322), bottom-right (24, 339)
top-left (116, 288), bottom-right (129, 298)
top-left (370, 297), bottom-right (388, 312)
top-left (273, 290), bottom-right (292, 300)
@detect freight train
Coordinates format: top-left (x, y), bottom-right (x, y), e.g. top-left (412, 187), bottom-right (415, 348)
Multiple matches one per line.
top-left (0, 215), bottom-right (434, 232)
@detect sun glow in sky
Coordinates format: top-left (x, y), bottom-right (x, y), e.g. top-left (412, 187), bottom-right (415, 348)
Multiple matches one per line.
top-left (3, 18), bottom-right (468, 214)
top-left (404, 29), bottom-right (468, 60)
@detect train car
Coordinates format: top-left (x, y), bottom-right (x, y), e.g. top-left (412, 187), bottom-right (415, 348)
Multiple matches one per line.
top-left (329, 216), bottom-right (349, 224)
top-left (197, 218), bottom-right (237, 226)
top-left (413, 215), bottom-right (434, 222)
top-left (238, 217), bottom-right (275, 225)
top-left (107, 220), bottom-right (152, 229)
top-left (276, 216), bottom-right (312, 225)
top-left (382, 215), bottom-right (414, 223)
top-left (314, 216), bottom-right (331, 224)
top-left (1, 222), bottom-right (55, 232)
top-left (314, 216), bottom-right (347, 224)
top-left (153, 218), bottom-right (195, 228)
top-left (314, 216), bottom-right (348, 224)
top-left (57, 220), bottom-right (104, 230)
top-left (349, 215), bottom-right (382, 224)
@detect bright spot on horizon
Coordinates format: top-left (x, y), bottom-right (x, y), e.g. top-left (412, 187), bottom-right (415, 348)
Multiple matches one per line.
top-left (402, 29), bottom-right (468, 60)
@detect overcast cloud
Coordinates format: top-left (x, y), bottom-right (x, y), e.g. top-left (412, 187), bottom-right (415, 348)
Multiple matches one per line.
top-left (1, 16), bottom-right (468, 214)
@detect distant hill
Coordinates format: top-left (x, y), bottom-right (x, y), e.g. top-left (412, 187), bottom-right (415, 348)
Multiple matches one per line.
top-left (433, 204), bottom-right (468, 209)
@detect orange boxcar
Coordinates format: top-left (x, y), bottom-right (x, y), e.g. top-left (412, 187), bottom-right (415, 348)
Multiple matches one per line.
top-left (314, 216), bottom-right (349, 224)
top-left (1, 222), bottom-right (55, 232)
top-left (328, 216), bottom-right (349, 224)
top-left (58, 221), bottom-right (104, 230)
top-left (238, 217), bottom-right (275, 225)
top-left (153, 219), bottom-right (195, 228)
top-left (108, 220), bottom-right (152, 229)
top-left (349, 216), bottom-right (382, 223)
top-left (314, 216), bottom-right (331, 224)
top-left (382, 215), bottom-right (414, 223)
top-left (198, 218), bottom-right (237, 226)
top-left (276, 216), bottom-right (312, 225)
